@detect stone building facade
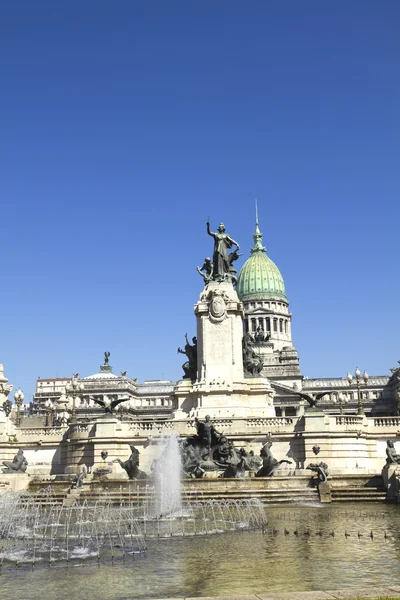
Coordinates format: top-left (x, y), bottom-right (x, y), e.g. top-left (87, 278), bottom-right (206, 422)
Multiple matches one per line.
top-left (30, 219), bottom-right (398, 420)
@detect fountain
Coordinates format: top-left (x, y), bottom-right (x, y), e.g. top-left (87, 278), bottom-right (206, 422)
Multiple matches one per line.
top-left (152, 434), bottom-right (182, 517)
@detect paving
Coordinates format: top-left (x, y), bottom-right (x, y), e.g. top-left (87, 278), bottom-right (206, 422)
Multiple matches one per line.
top-left (155, 589), bottom-right (400, 600)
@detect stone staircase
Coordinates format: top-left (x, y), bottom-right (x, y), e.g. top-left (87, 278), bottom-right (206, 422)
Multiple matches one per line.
top-left (330, 475), bottom-right (386, 502)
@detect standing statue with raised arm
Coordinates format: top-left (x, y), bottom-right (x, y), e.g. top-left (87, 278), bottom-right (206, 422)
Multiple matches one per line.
top-left (177, 334), bottom-right (198, 382)
top-left (206, 221), bottom-right (240, 282)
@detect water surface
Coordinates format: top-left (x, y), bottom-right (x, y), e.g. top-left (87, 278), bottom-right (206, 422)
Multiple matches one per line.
top-left (2, 503), bottom-right (400, 600)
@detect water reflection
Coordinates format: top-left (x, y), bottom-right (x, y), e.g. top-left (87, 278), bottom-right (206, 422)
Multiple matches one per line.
top-left (1, 503), bottom-right (400, 600)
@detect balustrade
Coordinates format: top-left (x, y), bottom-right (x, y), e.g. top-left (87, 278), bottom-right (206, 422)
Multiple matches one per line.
top-left (373, 417), bottom-right (400, 427)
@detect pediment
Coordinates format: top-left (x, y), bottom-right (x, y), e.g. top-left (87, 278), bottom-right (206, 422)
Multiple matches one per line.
top-left (247, 307), bottom-right (272, 315)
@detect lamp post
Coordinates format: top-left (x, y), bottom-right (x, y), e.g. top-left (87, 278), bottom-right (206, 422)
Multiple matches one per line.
top-left (346, 367), bottom-right (369, 416)
top-left (14, 389), bottom-right (24, 427)
top-left (45, 399), bottom-right (54, 427)
top-left (65, 376), bottom-right (84, 425)
top-left (333, 392), bottom-right (348, 416)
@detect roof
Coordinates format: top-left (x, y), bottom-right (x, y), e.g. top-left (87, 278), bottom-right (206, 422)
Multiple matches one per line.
top-left (237, 219), bottom-right (287, 302)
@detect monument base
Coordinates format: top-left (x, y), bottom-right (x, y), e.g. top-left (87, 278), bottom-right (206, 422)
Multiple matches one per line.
top-left (174, 377), bottom-right (275, 419)
top-left (0, 472), bottom-right (30, 493)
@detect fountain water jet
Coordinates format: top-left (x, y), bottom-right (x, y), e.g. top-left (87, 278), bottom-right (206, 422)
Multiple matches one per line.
top-left (153, 434), bottom-right (182, 517)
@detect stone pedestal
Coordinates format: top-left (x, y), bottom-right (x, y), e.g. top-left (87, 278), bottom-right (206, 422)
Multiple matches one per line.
top-left (0, 472), bottom-right (30, 493)
top-left (382, 464), bottom-right (400, 502)
top-left (195, 281), bottom-right (245, 383)
top-left (318, 481), bottom-right (332, 503)
top-left (174, 281), bottom-right (275, 418)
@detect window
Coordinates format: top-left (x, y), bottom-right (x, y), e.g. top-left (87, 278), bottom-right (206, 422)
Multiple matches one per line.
top-left (273, 319), bottom-right (278, 332)
top-left (266, 318), bottom-right (271, 332)
top-left (279, 319), bottom-right (283, 333)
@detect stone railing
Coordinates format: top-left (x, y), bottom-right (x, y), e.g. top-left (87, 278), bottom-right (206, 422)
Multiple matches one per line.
top-left (17, 426), bottom-right (66, 438)
top-left (245, 417), bottom-right (293, 428)
top-left (373, 417), bottom-right (400, 428)
top-left (128, 421), bottom-right (174, 433)
top-left (335, 416), bottom-right (364, 427)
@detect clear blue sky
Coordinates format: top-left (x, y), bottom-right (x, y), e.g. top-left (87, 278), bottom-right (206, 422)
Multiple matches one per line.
top-left (1, 1), bottom-right (399, 402)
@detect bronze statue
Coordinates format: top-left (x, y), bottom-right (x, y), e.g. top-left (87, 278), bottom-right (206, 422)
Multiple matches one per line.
top-left (2, 449), bottom-right (28, 473)
top-left (104, 351), bottom-right (110, 366)
top-left (197, 258), bottom-right (214, 283)
top-left (114, 445), bottom-right (147, 480)
top-left (220, 456), bottom-right (246, 478)
top-left (307, 462), bottom-right (329, 483)
top-left (242, 333), bottom-right (263, 376)
top-left (227, 248), bottom-right (243, 285)
top-left (386, 440), bottom-right (400, 465)
top-left (194, 415), bottom-right (222, 458)
top-left (72, 466), bottom-right (87, 489)
top-left (91, 395), bottom-right (129, 414)
top-left (297, 391), bottom-right (328, 408)
top-left (2, 399), bottom-right (12, 417)
top-left (206, 221), bottom-right (240, 282)
top-left (177, 334), bottom-right (197, 382)
top-left (254, 326), bottom-right (270, 344)
top-left (255, 441), bottom-right (291, 477)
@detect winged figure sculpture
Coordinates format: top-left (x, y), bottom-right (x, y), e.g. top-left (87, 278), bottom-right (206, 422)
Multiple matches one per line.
top-left (297, 392), bottom-right (327, 408)
top-left (91, 396), bottom-right (130, 414)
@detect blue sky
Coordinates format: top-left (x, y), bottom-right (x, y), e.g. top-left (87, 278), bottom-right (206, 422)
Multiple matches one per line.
top-left (1, 1), bottom-right (399, 402)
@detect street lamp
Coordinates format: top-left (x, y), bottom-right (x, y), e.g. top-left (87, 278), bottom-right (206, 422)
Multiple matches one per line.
top-left (333, 392), bottom-right (348, 416)
top-left (65, 375), bottom-right (84, 425)
top-left (346, 367), bottom-right (369, 416)
top-left (14, 389), bottom-right (24, 427)
top-left (45, 399), bottom-right (54, 427)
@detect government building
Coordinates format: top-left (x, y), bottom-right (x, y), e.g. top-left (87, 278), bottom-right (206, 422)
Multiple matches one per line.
top-left (31, 217), bottom-right (399, 422)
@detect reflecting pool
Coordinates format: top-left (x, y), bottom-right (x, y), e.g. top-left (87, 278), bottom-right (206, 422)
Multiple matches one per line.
top-left (1, 503), bottom-right (400, 600)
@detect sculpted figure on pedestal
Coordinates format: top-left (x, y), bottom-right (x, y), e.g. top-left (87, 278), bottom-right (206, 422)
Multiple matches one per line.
top-left (242, 333), bottom-right (263, 376)
top-left (197, 258), bottom-right (214, 284)
top-left (2, 399), bottom-right (12, 417)
top-left (2, 449), bottom-right (28, 473)
top-left (114, 445), bottom-right (147, 480)
top-left (177, 334), bottom-right (197, 382)
top-left (386, 440), bottom-right (400, 465)
top-left (255, 441), bottom-right (291, 477)
top-left (206, 221), bottom-right (240, 283)
top-left (307, 462), bottom-right (329, 483)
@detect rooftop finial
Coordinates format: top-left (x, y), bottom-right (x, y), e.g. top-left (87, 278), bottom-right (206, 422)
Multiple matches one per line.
top-left (251, 199), bottom-right (266, 254)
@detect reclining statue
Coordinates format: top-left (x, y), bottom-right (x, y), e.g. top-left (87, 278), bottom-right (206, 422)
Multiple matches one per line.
top-left (307, 462), bottom-right (329, 483)
top-left (2, 449), bottom-right (28, 473)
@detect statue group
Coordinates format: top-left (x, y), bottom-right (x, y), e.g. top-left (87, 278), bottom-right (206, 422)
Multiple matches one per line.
top-left (180, 416), bottom-right (290, 479)
top-left (197, 221), bottom-right (242, 285)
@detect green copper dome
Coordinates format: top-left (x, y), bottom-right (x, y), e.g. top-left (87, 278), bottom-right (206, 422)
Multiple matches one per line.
top-left (237, 219), bottom-right (287, 302)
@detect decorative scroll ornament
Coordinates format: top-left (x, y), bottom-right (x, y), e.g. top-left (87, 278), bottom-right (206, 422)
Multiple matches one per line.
top-left (206, 289), bottom-right (230, 323)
